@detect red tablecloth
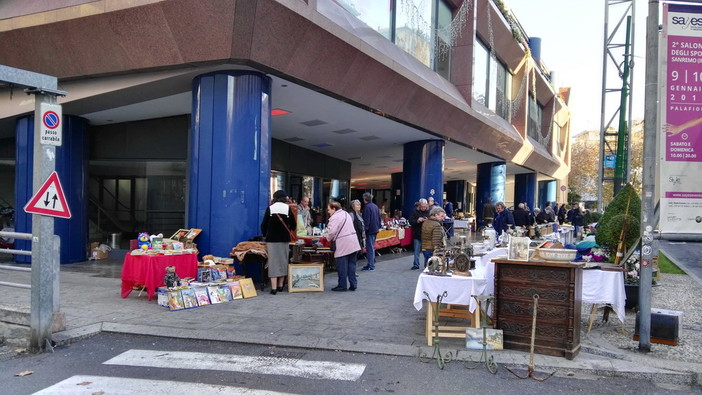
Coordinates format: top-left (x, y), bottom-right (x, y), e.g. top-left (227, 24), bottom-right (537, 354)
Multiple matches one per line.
top-left (400, 228), bottom-right (413, 247)
top-left (121, 253), bottom-right (198, 300)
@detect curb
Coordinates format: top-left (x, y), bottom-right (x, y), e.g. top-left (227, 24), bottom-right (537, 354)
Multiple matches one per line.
top-left (50, 322), bottom-right (700, 387)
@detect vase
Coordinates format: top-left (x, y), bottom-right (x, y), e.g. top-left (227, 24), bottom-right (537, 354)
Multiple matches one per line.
top-left (624, 284), bottom-right (639, 310)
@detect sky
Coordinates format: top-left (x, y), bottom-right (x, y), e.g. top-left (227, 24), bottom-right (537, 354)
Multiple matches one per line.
top-left (506, 0), bottom-right (648, 135)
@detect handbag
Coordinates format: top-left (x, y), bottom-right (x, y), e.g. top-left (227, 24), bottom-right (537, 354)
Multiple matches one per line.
top-left (275, 214), bottom-right (298, 242)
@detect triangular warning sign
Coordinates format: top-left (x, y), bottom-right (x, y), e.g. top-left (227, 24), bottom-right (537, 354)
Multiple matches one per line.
top-left (24, 171), bottom-right (72, 219)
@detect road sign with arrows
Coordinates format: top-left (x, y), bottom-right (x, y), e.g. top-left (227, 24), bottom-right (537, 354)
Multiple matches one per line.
top-left (23, 171), bottom-right (72, 219)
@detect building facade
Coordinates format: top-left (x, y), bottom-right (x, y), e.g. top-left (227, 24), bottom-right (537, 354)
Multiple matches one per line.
top-left (0, 0), bottom-right (571, 262)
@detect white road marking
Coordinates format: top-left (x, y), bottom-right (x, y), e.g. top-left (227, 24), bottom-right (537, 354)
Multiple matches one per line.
top-left (103, 349), bottom-right (366, 381)
top-left (33, 375), bottom-right (293, 394)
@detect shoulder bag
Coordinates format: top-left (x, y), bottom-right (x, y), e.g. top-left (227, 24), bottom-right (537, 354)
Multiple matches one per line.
top-left (275, 213), bottom-right (298, 242)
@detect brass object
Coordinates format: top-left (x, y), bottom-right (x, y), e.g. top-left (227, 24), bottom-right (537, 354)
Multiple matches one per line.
top-left (417, 291), bottom-right (455, 369)
top-left (463, 295), bottom-right (498, 374)
top-left (506, 294), bottom-right (557, 381)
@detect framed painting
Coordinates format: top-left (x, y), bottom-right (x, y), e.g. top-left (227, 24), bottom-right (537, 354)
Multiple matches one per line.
top-left (170, 229), bottom-right (190, 241)
top-left (288, 263), bottom-right (324, 293)
top-left (508, 236), bottom-right (531, 261)
top-left (186, 228), bottom-right (202, 240)
top-left (466, 328), bottom-right (503, 350)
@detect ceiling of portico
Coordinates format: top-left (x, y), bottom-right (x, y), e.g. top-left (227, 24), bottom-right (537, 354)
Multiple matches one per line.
top-left (0, 66), bottom-right (537, 188)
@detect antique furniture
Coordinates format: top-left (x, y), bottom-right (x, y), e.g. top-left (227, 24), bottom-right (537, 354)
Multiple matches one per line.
top-left (493, 259), bottom-right (583, 360)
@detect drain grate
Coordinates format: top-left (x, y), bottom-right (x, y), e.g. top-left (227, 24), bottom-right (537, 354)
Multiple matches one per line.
top-left (257, 350), bottom-right (306, 361)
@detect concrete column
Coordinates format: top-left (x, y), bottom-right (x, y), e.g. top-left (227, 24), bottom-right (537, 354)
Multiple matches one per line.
top-left (514, 173), bottom-right (537, 212)
top-left (14, 115), bottom-right (89, 263)
top-left (476, 162), bottom-right (506, 228)
top-left (402, 140), bottom-right (444, 217)
top-left (189, 71), bottom-right (271, 257)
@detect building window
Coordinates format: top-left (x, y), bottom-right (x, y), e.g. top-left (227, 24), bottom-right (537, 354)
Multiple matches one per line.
top-left (334, 0), bottom-right (393, 40)
top-left (434, 0), bottom-right (452, 80)
top-left (527, 94), bottom-right (543, 141)
top-left (472, 40), bottom-right (489, 106)
top-left (337, 0), bottom-right (453, 78)
top-left (472, 39), bottom-right (509, 119)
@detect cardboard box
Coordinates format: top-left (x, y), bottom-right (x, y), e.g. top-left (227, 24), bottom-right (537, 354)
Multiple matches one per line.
top-left (89, 242), bottom-right (110, 260)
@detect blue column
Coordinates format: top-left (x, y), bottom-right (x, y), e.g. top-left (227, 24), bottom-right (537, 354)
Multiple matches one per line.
top-left (445, 180), bottom-right (466, 212)
top-left (402, 140), bottom-right (444, 218)
top-left (538, 180), bottom-right (557, 209)
top-left (476, 162), bottom-right (506, 228)
top-left (14, 115), bottom-right (89, 264)
top-left (189, 71), bottom-right (271, 258)
top-left (514, 173), bottom-right (537, 212)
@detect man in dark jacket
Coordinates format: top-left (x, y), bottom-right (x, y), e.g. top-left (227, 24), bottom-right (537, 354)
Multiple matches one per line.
top-left (361, 192), bottom-right (382, 271)
top-left (409, 199), bottom-right (430, 270)
top-left (493, 201), bottom-right (515, 235)
top-left (512, 203), bottom-right (530, 228)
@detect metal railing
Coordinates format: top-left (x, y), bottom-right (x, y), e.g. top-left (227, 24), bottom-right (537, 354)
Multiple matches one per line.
top-left (0, 230), bottom-right (33, 289)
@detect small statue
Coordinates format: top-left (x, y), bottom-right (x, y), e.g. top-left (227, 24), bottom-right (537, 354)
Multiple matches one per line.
top-left (164, 265), bottom-right (180, 288)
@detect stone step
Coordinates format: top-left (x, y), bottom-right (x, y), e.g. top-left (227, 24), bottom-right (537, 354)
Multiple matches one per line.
top-left (0, 305), bottom-right (65, 348)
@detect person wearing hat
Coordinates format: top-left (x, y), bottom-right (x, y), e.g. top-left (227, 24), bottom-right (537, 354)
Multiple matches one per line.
top-left (261, 190), bottom-right (296, 295)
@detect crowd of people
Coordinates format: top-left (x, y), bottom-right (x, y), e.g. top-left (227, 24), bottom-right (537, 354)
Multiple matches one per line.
top-left (482, 199), bottom-right (587, 238)
top-left (260, 190), bottom-right (588, 295)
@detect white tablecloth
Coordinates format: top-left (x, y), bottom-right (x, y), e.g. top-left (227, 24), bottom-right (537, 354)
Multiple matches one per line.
top-left (582, 270), bottom-right (626, 323)
top-left (473, 247), bottom-right (508, 298)
top-left (413, 272), bottom-right (488, 313)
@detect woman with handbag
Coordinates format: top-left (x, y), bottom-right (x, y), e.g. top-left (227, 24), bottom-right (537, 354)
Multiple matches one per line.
top-left (327, 201), bottom-right (361, 292)
top-left (261, 190), bottom-right (296, 295)
top-left (349, 199), bottom-right (366, 258)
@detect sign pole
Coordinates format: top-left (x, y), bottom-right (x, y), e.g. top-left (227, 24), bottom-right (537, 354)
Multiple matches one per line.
top-left (29, 93), bottom-right (57, 353)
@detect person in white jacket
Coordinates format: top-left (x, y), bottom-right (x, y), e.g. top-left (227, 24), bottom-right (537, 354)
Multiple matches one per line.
top-left (326, 201), bottom-right (361, 291)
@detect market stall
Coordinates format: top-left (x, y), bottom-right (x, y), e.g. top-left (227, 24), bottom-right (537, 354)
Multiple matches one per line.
top-left (121, 252), bottom-right (198, 300)
top-left (413, 271), bottom-right (489, 346)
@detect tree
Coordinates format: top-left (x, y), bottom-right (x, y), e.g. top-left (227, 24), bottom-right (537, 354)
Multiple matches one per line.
top-left (569, 120), bottom-right (643, 208)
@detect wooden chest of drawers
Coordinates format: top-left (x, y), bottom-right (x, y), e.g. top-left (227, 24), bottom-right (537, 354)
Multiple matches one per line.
top-left (493, 259), bottom-right (584, 360)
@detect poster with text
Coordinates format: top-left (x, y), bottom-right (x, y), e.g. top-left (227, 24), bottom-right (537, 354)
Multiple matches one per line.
top-left (660, 3), bottom-right (702, 234)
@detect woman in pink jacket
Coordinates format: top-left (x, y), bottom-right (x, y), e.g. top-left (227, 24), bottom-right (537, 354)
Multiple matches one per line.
top-left (326, 201), bottom-right (361, 291)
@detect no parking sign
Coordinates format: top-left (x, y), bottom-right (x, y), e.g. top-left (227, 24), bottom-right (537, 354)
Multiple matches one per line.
top-left (40, 102), bottom-right (62, 146)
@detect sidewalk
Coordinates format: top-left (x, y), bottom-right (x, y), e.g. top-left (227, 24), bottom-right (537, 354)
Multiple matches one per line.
top-left (2, 249), bottom-right (702, 389)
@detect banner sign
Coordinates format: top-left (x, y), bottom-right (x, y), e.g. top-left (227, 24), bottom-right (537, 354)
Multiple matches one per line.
top-left (660, 3), bottom-right (702, 234)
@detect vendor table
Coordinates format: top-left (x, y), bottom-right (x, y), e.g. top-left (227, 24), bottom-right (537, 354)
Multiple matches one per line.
top-left (582, 269), bottom-right (626, 328)
top-left (413, 272), bottom-right (488, 346)
top-left (375, 229), bottom-right (400, 250)
top-left (399, 228), bottom-right (413, 247)
top-left (299, 236), bottom-right (330, 247)
top-left (493, 258), bottom-right (583, 359)
top-left (121, 253), bottom-right (198, 300)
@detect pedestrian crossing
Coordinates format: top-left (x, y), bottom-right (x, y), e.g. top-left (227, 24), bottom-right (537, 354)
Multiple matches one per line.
top-left (34, 375), bottom-right (293, 394)
top-left (34, 348), bottom-right (367, 394)
top-left (104, 349), bottom-right (366, 381)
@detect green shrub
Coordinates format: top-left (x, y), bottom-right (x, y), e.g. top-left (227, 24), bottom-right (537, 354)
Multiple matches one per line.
top-left (583, 211), bottom-right (602, 224)
top-left (595, 184), bottom-right (641, 254)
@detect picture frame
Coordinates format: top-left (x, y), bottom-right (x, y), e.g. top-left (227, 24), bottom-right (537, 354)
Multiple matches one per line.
top-left (508, 236), bottom-right (531, 261)
top-left (186, 228), bottom-right (202, 240)
top-left (170, 229), bottom-right (190, 241)
top-left (466, 328), bottom-right (503, 350)
top-left (228, 281), bottom-right (243, 299)
top-left (288, 263), bottom-right (324, 293)
top-left (240, 278), bottom-right (258, 298)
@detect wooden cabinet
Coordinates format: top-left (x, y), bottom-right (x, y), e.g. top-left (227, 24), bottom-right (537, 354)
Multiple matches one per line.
top-left (493, 259), bottom-right (584, 360)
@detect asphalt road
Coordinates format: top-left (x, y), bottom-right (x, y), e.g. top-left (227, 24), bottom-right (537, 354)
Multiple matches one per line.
top-left (1, 333), bottom-right (693, 394)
